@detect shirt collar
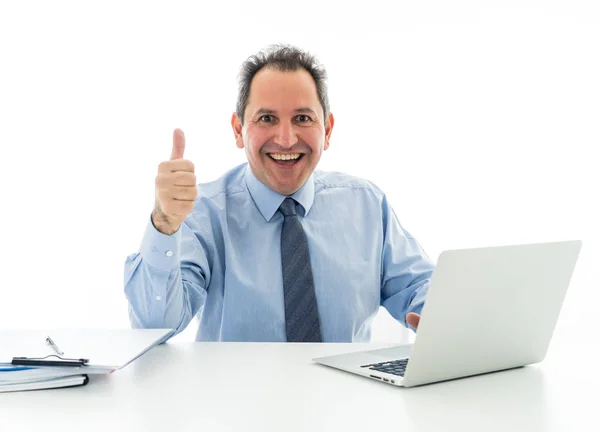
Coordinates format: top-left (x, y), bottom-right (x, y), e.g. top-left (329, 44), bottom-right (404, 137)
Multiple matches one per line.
top-left (244, 164), bottom-right (315, 222)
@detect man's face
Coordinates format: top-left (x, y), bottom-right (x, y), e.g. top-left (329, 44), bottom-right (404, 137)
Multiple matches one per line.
top-left (232, 67), bottom-right (334, 196)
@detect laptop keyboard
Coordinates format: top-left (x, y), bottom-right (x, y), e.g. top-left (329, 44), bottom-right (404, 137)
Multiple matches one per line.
top-left (361, 358), bottom-right (409, 376)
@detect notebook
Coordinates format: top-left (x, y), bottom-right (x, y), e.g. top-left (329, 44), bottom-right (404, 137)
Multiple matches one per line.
top-left (0, 368), bottom-right (89, 393)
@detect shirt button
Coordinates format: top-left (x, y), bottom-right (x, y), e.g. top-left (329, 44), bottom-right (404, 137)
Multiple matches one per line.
top-left (155, 295), bottom-right (162, 301)
top-left (165, 250), bottom-right (173, 257)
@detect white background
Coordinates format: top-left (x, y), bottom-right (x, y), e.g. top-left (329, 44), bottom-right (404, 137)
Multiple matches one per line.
top-left (0, 0), bottom-right (597, 345)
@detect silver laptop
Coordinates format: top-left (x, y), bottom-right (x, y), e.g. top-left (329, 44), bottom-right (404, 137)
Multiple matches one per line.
top-left (313, 240), bottom-right (582, 387)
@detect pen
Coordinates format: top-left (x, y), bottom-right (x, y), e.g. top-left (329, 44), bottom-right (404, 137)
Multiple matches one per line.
top-left (46, 336), bottom-right (64, 355)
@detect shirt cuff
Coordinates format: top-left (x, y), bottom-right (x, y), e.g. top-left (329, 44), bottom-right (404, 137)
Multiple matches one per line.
top-left (139, 216), bottom-right (182, 272)
top-left (407, 283), bottom-right (429, 317)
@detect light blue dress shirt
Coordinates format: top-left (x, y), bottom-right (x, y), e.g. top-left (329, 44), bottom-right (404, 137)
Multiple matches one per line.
top-left (124, 163), bottom-right (434, 342)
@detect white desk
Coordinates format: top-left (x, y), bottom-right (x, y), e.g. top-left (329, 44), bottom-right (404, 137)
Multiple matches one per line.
top-left (1, 338), bottom-right (597, 432)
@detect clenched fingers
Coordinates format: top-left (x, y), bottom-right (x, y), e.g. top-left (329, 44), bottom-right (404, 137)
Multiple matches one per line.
top-left (156, 185), bottom-right (197, 201)
top-left (158, 159), bottom-right (195, 173)
top-left (155, 171), bottom-right (197, 188)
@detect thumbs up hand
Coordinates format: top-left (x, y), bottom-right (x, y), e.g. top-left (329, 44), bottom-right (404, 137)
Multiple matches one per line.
top-left (152, 129), bottom-right (197, 235)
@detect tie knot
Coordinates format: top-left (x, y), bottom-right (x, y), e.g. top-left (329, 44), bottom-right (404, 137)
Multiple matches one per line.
top-left (279, 197), bottom-right (297, 217)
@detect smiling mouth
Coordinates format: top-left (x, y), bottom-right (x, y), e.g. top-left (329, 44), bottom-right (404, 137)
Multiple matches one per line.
top-left (267, 153), bottom-right (304, 166)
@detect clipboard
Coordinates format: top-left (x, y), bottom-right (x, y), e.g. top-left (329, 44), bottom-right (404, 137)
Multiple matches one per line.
top-left (11, 354), bottom-right (89, 367)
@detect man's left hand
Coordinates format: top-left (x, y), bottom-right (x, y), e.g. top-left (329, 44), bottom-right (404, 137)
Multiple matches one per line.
top-left (406, 312), bottom-right (421, 331)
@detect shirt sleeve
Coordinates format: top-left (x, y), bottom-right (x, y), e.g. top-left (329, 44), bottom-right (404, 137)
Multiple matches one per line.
top-left (124, 215), bottom-right (211, 340)
top-left (379, 195), bottom-right (434, 330)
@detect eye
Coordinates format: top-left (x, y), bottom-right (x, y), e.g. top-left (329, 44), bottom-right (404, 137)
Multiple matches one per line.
top-left (259, 115), bottom-right (274, 123)
top-left (297, 114), bottom-right (311, 122)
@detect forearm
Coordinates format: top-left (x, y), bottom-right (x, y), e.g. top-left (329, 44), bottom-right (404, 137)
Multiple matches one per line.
top-left (124, 255), bottom-right (195, 334)
top-left (382, 275), bottom-right (431, 327)
top-left (379, 194), bottom-right (434, 328)
top-left (124, 217), bottom-right (208, 338)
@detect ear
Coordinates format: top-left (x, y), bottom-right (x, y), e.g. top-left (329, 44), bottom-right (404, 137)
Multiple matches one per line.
top-left (231, 113), bottom-right (244, 149)
top-left (323, 113), bottom-right (334, 151)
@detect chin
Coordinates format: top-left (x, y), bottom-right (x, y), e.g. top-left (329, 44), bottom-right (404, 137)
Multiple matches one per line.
top-left (273, 185), bottom-right (299, 196)
top-left (265, 175), bottom-right (303, 196)
top-left (271, 180), bottom-right (302, 196)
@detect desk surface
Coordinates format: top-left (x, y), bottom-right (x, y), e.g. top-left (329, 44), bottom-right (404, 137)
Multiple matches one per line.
top-left (1, 339), bottom-right (597, 432)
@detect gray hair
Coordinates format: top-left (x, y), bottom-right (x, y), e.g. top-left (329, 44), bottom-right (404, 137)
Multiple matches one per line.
top-left (235, 44), bottom-right (330, 125)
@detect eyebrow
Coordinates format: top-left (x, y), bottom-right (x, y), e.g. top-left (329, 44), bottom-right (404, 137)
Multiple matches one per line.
top-left (254, 107), bottom-right (318, 117)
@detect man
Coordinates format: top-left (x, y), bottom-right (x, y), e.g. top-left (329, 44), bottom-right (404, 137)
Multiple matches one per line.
top-left (124, 44), bottom-right (433, 342)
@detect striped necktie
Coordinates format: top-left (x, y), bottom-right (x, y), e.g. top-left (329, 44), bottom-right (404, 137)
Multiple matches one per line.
top-left (279, 197), bottom-right (322, 342)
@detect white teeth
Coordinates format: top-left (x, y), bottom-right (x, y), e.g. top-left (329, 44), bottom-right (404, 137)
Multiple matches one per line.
top-left (269, 153), bottom-right (301, 161)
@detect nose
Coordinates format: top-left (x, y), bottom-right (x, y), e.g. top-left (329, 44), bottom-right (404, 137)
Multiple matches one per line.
top-left (273, 122), bottom-right (298, 148)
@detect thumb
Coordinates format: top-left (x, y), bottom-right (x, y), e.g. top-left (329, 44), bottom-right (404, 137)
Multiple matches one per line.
top-left (171, 128), bottom-right (186, 160)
